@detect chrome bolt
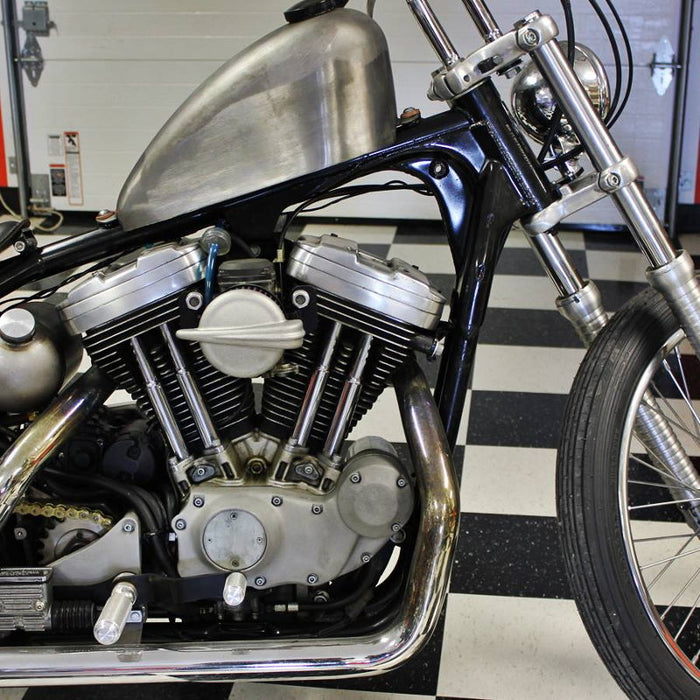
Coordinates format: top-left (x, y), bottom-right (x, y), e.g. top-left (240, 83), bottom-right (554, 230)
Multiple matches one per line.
top-left (429, 160), bottom-right (448, 179)
top-left (303, 464), bottom-right (314, 475)
top-left (13, 240), bottom-right (26, 253)
top-left (230, 511), bottom-right (238, 520)
top-left (391, 522), bottom-right (402, 533)
top-left (361, 552), bottom-right (371, 564)
top-left (185, 291), bottom-right (204, 311)
top-left (193, 496), bottom-right (205, 508)
top-left (307, 574), bottom-right (319, 585)
top-left (33, 600), bottom-right (46, 612)
top-left (522, 28), bottom-right (540, 47)
top-left (292, 290), bottom-right (310, 309)
top-left (256, 536), bottom-right (264, 544)
top-left (311, 504), bottom-right (323, 515)
top-left (604, 172), bottom-right (621, 189)
top-left (271, 496), bottom-right (283, 507)
top-left (231, 558), bottom-right (240, 568)
top-left (350, 472), bottom-right (361, 484)
top-left (254, 576), bottom-right (267, 587)
top-left (122, 520), bottom-right (135, 533)
top-left (397, 477), bottom-right (407, 488)
top-left (13, 527), bottom-right (27, 541)
top-left (175, 519), bottom-right (187, 531)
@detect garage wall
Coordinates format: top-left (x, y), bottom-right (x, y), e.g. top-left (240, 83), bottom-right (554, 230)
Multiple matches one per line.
top-left (0, 0), bottom-right (684, 225)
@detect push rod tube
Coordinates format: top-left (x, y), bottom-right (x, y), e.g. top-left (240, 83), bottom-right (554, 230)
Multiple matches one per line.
top-left (0, 368), bottom-right (113, 529)
top-left (0, 361), bottom-right (459, 684)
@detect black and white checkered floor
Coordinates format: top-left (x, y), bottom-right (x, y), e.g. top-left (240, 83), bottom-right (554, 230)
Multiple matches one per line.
top-left (4, 219), bottom-right (698, 700)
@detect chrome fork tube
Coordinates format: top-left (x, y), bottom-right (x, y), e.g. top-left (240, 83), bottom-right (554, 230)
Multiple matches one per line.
top-left (530, 37), bottom-right (675, 267)
top-left (459, 0), bottom-right (502, 42)
top-left (405, 0), bottom-right (460, 66)
top-left (531, 28), bottom-right (700, 358)
top-left (0, 361), bottom-right (458, 685)
top-left (527, 230), bottom-right (609, 346)
top-left (0, 368), bottom-right (113, 529)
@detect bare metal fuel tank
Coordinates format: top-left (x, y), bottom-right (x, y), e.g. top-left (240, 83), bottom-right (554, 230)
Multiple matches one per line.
top-left (117, 8), bottom-right (397, 232)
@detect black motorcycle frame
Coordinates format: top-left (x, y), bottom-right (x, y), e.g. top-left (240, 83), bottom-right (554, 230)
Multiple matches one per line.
top-left (0, 81), bottom-right (555, 448)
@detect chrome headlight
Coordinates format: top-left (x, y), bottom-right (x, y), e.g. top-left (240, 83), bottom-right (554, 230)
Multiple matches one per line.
top-left (511, 42), bottom-right (611, 143)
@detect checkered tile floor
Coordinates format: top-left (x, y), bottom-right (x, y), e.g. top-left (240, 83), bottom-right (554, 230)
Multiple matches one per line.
top-left (5, 219), bottom-right (699, 700)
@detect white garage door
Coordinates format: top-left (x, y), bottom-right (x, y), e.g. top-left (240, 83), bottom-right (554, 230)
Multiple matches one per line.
top-left (0, 0), bottom-right (683, 225)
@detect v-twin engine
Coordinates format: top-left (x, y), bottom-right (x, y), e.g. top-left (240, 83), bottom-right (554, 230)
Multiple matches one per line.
top-left (55, 232), bottom-right (446, 592)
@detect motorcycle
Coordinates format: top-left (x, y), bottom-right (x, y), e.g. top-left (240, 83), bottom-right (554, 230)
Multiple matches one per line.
top-left (0, 0), bottom-right (696, 697)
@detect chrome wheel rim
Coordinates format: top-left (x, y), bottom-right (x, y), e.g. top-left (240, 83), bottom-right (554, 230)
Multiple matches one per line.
top-left (620, 328), bottom-right (700, 680)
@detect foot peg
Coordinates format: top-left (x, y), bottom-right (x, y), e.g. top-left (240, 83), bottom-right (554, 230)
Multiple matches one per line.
top-left (93, 580), bottom-right (137, 646)
top-left (223, 571), bottom-right (247, 607)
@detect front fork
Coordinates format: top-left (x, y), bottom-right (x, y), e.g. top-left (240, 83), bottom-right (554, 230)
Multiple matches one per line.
top-left (406, 2), bottom-right (700, 499)
top-left (523, 25), bottom-right (700, 501)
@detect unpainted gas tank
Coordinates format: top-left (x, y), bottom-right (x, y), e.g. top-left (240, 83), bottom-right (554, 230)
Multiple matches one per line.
top-left (117, 8), bottom-right (397, 232)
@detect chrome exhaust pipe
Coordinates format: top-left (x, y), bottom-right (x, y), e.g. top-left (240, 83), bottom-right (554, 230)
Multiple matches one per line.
top-left (0, 360), bottom-right (459, 685)
top-left (0, 368), bottom-right (113, 529)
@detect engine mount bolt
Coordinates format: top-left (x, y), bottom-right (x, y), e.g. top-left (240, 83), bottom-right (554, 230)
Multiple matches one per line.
top-left (391, 522), bottom-right (402, 533)
top-left (33, 600), bottom-right (46, 612)
top-left (292, 289), bottom-right (311, 309)
top-left (303, 464), bottom-right (315, 475)
top-left (361, 552), bottom-right (371, 564)
top-left (429, 160), bottom-right (448, 179)
top-left (521, 28), bottom-right (540, 47)
top-left (271, 496), bottom-right (283, 507)
top-left (307, 574), bottom-right (319, 585)
top-left (397, 477), bottom-right (407, 488)
top-left (349, 472), bottom-right (361, 484)
top-left (193, 496), bottom-right (205, 508)
top-left (311, 504), bottom-right (323, 515)
top-left (254, 576), bottom-right (267, 587)
top-left (122, 520), bottom-right (135, 533)
top-left (185, 291), bottom-right (204, 311)
top-left (175, 519), bottom-right (187, 531)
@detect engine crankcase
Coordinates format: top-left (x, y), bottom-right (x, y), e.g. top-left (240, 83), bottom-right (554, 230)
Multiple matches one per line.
top-left (174, 439), bottom-right (414, 587)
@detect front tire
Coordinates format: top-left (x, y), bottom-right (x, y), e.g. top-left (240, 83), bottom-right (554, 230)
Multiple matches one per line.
top-left (558, 287), bottom-right (700, 699)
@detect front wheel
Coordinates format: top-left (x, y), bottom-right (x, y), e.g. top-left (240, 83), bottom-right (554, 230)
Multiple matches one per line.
top-left (558, 287), bottom-right (700, 699)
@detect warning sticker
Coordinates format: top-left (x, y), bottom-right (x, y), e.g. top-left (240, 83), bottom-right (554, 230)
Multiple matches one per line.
top-left (62, 131), bottom-right (83, 206)
top-left (47, 134), bottom-right (62, 159)
top-left (50, 165), bottom-right (66, 197)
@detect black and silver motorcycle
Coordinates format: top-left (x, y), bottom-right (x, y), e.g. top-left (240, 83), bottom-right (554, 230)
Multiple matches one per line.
top-left (0, 1), bottom-right (696, 697)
